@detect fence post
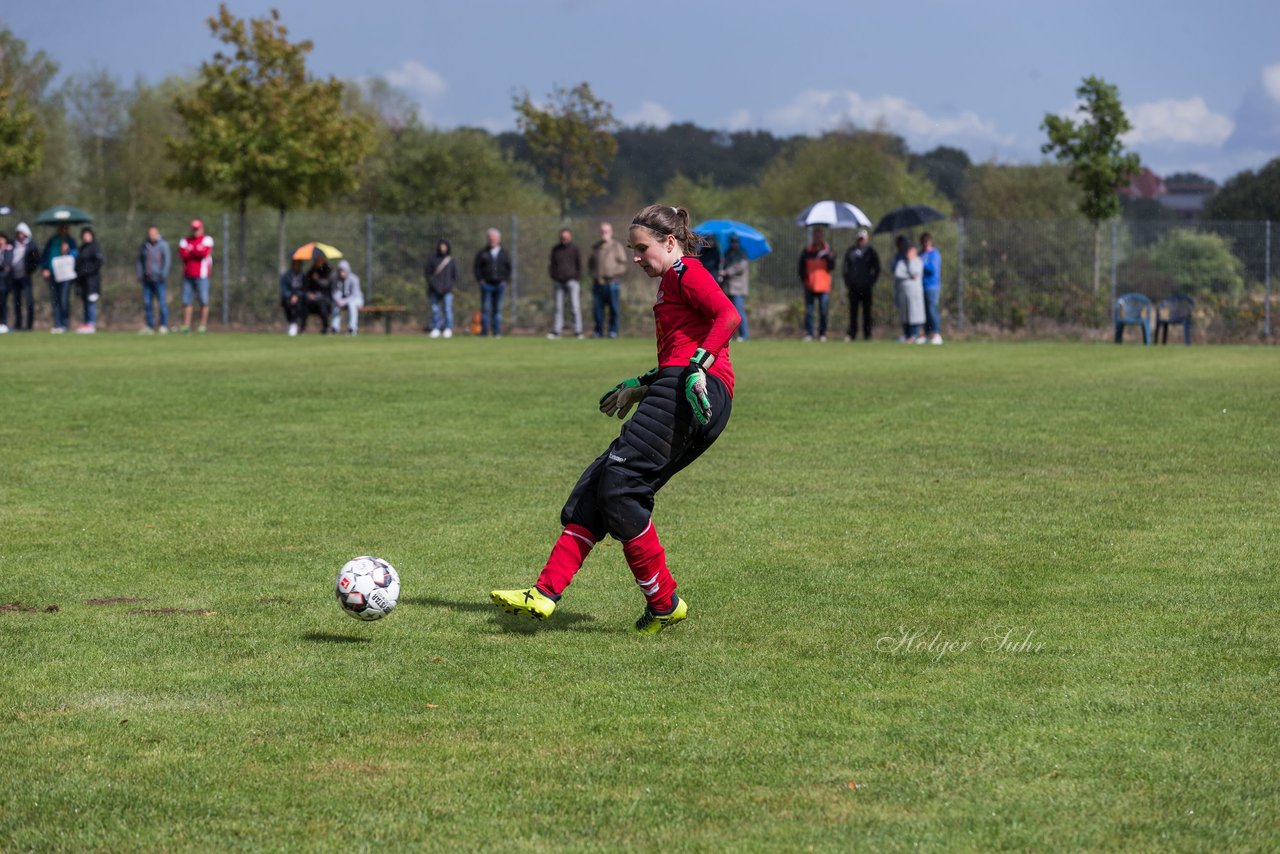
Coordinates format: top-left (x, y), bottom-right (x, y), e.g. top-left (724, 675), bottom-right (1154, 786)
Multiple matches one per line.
top-left (221, 212), bottom-right (230, 326)
top-left (955, 216), bottom-right (966, 329)
top-left (510, 213), bottom-right (519, 328)
top-left (1266, 220), bottom-right (1272, 341)
top-left (365, 214), bottom-right (374, 304)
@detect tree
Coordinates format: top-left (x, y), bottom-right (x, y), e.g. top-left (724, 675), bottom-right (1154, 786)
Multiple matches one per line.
top-left (754, 128), bottom-right (947, 221)
top-left (168, 5), bottom-right (373, 282)
top-left (911, 146), bottom-right (972, 209)
top-left (1041, 76), bottom-right (1141, 293)
top-left (1203, 158), bottom-right (1280, 221)
top-left (0, 27), bottom-right (58, 192)
top-left (1148, 229), bottom-right (1246, 296)
top-left (63, 69), bottom-right (128, 216)
top-left (513, 82), bottom-right (618, 217)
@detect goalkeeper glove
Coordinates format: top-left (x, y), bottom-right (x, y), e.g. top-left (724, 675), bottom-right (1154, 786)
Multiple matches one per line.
top-left (683, 348), bottom-right (716, 426)
top-left (599, 366), bottom-right (659, 419)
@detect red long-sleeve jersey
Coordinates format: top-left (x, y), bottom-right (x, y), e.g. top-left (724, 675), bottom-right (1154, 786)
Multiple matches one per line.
top-left (653, 257), bottom-right (739, 396)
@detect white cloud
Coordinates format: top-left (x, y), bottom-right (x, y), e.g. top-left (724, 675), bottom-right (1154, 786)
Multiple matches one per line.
top-left (622, 100), bottom-right (673, 128)
top-left (765, 89), bottom-right (1011, 146)
top-left (1263, 63), bottom-right (1280, 102)
top-left (385, 59), bottom-right (447, 100)
top-left (724, 108), bottom-right (752, 132)
top-left (1123, 97), bottom-right (1234, 146)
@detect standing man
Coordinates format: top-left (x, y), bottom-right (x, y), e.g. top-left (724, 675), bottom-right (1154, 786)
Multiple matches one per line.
top-left (919, 232), bottom-right (943, 344)
top-left (842, 228), bottom-right (880, 340)
top-left (178, 219), bottom-right (214, 333)
top-left (589, 222), bottom-right (627, 338)
top-left (473, 227), bottom-right (511, 337)
top-left (799, 226), bottom-right (835, 341)
top-left (0, 233), bottom-right (11, 333)
top-left (137, 226), bottom-right (171, 334)
top-left (7, 223), bottom-right (39, 331)
top-left (547, 227), bottom-right (583, 339)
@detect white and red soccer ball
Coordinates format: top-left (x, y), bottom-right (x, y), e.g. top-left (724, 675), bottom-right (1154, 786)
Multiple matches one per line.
top-left (335, 556), bottom-right (401, 621)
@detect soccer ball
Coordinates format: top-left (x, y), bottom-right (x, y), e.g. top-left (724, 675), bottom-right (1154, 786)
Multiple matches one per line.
top-left (335, 556), bottom-right (401, 621)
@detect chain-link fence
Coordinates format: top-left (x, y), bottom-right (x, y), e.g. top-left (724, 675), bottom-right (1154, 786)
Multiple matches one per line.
top-left (6, 211), bottom-right (1274, 342)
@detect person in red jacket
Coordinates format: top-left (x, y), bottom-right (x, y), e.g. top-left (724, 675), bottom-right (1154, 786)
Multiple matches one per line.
top-left (492, 204), bottom-right (740, 634)
top-left (177, 219), bottom-right (214, 333)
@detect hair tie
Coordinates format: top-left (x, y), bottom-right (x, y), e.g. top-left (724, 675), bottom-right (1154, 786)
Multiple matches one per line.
top-left (670, 206), bottom-right (678, 214)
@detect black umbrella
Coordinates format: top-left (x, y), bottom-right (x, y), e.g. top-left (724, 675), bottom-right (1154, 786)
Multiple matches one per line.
top-left (873, 204), bottom-right (945, 235)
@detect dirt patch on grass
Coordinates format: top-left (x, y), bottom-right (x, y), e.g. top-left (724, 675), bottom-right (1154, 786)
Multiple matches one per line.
top-left (1, 602), bottom-right (59, 614)
top-left (130, 608), bottom-right (216, 616)
top-left (86, 597), bottom-right (155, 605)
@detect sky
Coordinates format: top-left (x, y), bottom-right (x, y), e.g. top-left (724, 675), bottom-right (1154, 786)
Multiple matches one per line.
top-left (6, 0), bottom-right (1280, 182)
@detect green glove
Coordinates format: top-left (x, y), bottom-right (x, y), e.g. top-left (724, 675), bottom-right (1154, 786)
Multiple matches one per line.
top-left (683, 348), bottom-right (716, 426)
top-left (599, 366), bottom-right (659, 419)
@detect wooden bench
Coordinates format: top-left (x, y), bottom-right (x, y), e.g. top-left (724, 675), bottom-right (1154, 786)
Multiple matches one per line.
top-left (358, 305), bottom-right (408, 335)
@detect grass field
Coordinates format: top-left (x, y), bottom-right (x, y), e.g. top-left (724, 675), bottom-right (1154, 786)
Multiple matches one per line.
top-left (1, 333), bottom-right (1277, 851)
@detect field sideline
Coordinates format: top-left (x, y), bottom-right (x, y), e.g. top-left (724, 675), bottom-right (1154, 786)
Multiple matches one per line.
top-left (1, 334), bottom-right (1277, 851)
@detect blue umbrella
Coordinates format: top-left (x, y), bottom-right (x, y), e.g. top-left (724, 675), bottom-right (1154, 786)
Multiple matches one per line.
top-left (693, 220), bottom-right (772, 260)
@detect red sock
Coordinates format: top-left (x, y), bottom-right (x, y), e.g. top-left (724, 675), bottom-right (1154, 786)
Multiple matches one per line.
top-left (623, 521), bottom-right (677, 613)
top-left (535, 524), bottom-right (596, 597)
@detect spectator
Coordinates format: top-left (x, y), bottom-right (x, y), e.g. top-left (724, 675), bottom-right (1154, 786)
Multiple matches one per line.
top-left (298, 256), bottom-right (333, 334)
top-left (799, 226), bottom-right (835, 341)
top-left (279, 258), bottom-right (305, 336)
top-left (7, 223), bottom-right (40, 331)
top-left (177, 219), bottom-right (214, 333)
top-left (425, 238), bottom-right (456, 339)
top-left (698, 233), bottom-right (721, 282)
top-left (547, 227), bottom-right (583, 339)
top-left (720, 234), bottom-right (750, 341)
top-left (41, 224), bottom-right (78, 333)
top-left (588, 221), bottom-right (627, 338)
top-left (331, 260), bottom-right (364, 335)
top-left (842, 228), bottom-right (880, 341)
top-left (892, 236), bottom-right (925, 343)
top-left (0, 233), bottom-right (10, 333)
top-left (74, 226), bottom-right (104, 334)
top-left (136, 226), bottom-right (170, 334)
top-left (472, 227), bottom-right (511, 337)
top-left (45, 238), bottom-right (78, 334)
top-left (919, 232), bottom-right (943, 344)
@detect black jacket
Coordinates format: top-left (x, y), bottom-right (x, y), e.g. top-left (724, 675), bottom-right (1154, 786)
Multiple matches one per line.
top-left (76, 241), bottom-right (104, 296)
top-left (426, 249), bottom-right (458, 296)
top-left (548, 242), bottom-right (581, 283)
top-left (843, 244), bottom-right (881, 289)
top-left (473, 246), bottom-right (512, 284)
top-left (12, 239), bottom-right (40, 278)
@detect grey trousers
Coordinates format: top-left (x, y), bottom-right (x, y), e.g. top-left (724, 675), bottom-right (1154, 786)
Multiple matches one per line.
top-left (552, 279), bottom-right (582, 335)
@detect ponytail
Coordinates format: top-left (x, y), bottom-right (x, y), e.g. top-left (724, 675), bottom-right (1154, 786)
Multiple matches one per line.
top-left (630, 204), bottom-right (704, 256)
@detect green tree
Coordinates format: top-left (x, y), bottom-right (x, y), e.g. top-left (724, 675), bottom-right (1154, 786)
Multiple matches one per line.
top-left (1148, 229), bottom-right (1246, 296)
top-left (513, 82), bottom-right (618, 217)
top-left (961, 163), bottom-right (1077, 220)
top-left (0, 27), bottom-right (58, 195)
top-left (754, 129), bottom-right (947, 221)
top-left (1041, 75), bottom-right (1141, 293)
top-left (63, 69), bottom-right (128, 216)
top-left (168, 5), bottom-right (373, 281)
top-left (1203, 158), bottom-right (1280, 221)
top-left (911, 146), bottom-right (972, 209)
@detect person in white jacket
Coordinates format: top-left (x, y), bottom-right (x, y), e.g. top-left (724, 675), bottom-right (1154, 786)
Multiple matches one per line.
top-left (892, 236), bottom-right (925, 343)
top-left (331, 260), bottom-right (364, 335)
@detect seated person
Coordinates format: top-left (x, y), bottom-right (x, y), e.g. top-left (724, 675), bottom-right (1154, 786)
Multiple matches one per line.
top-left (298, 258), bottom-right (333, 334)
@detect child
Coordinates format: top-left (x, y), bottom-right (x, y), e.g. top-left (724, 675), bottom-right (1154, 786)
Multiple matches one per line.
top-left (491, 205), bottom-right (740, 634)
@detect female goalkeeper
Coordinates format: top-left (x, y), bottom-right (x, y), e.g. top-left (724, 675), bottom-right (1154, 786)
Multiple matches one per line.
top-left (491, 205), bottom-right (740, 634)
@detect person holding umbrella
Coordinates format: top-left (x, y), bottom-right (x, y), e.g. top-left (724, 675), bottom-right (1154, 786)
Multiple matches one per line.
top-left (720, 234), bottom-right (750, 341)
top-left (799, 227), bottom-right (835, 341)
top-left (74, 226), bottom-right (104, 333)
